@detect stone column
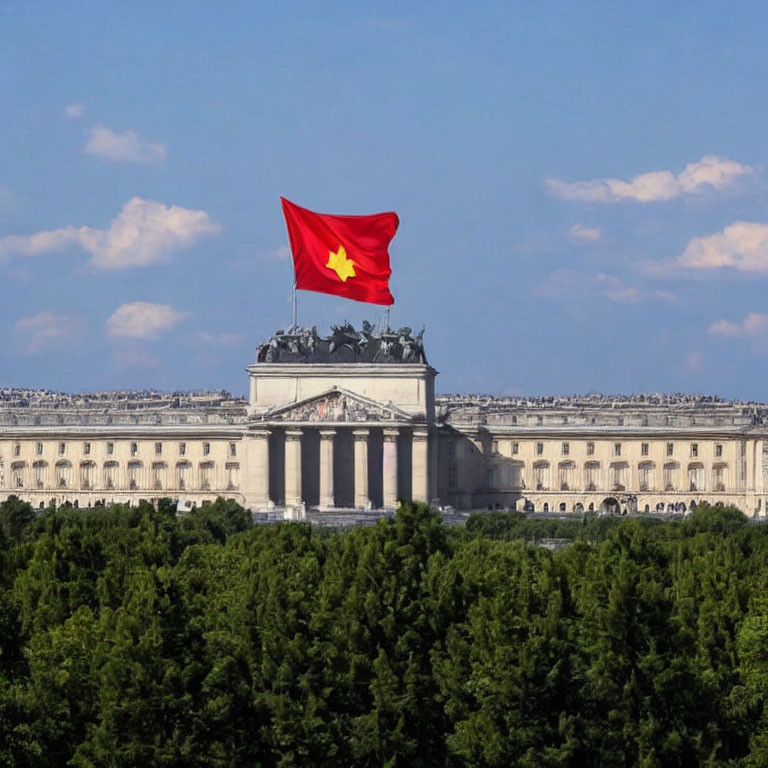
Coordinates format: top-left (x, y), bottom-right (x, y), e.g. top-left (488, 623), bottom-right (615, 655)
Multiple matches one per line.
top-left (353, 429), bottom-right (370, 508)
top-left (284, 429), bottom-right (303, 508)
top-left (412, 428), bottom-right (429, 503)
top-left (382, 428), bottom-right (399, 508)
top-left (245, 427), bottom-right (270, 507)
top-left (319, 429), bottom-right (336, 509)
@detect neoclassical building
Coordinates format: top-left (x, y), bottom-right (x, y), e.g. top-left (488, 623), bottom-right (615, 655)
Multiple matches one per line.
top-left (1, 325), bottom-right (767, 517)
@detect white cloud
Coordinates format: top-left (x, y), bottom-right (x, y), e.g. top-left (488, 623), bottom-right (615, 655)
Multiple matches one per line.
top-left (534, 269), bottom-right (675, 304)
top-left (569, 224), bottom-right (602, 242)
top-left (107, 302), bottom-right (188, 340)
top-left (65, 103), bottom-right (84, 119)
top-left (192, 331), bottom-right (245, 346)
top-left (0, 197), bottom-right (220, 270)
top-left (677, 221), bottom-right (768, 272)
top-left (708, 313), bottom-right (768, 339)
top-left (271, 245), bottom-right (290, 260)
top-left (16, 311), bottom-right (85, 354)
top-left (84, 124), bottom-right (166, 165)
top-left (546, 155), bottom-right (753, 204)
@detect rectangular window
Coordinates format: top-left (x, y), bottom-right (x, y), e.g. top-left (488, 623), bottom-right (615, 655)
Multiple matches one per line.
top-left (36, 442), bottom-right (43, 455)
top-left (203, 442), bottom-right (211, 456)
top-left (715, 444), bottom-right (723, 457)
top-left (155, 442), bottom-right (162, 455)
top-left (586, 442), bottom-right (595, 456)
top-left (614, 443), bottom-right (622, 456)
top-left (229, 442), bottom-right (237, 457)
top-left (58, 442), bottom-right (65, 455)
top-left (536, 442), bottom-right (544, 456)
top-left (512, 442), bottom-right (519, 455)
top-left (107, 442), bottom-right (114, 455)
top-left (641, 443), bottom-right (649, 456)
top-left (448, 465), bottom-right (458, 489)
top-left (537, 415), bottom-right (543, 425)
top-left (130, 442), bottom-right (138, 456)
top-left (179, 442), bottom-right (186, 456)
top-left (84, 442), bottom-right (91, 455)
top-left (562, 442), bottom-right (569, 455)
top-left (666, 442), bottom-right (674, 456)
top-left (491, 439), bottom-right (499, 454)
top-left (13, 443), bottom-right (20, 456)
top-left (691, 443), bottom-right (699, 458)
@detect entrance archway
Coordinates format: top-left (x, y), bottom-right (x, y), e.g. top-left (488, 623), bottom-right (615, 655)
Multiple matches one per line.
top-left (600, 497), bottom-right (621, 515)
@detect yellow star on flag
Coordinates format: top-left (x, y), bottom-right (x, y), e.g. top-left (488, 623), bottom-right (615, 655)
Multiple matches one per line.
top-left (326, 245), bottom-right (356, 282)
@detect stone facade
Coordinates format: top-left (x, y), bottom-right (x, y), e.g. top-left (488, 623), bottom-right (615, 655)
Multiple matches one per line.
top-left (2, 336), bottom-right (768, 517)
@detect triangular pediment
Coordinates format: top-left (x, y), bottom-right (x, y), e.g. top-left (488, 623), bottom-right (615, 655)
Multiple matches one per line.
top-left (258, 387), bottom-right (414, 424)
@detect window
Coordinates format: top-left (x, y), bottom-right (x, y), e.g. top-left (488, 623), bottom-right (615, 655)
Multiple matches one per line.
top-left (13, 443), bottom-right (20, 457)
top-left (537, 415), bottom-right (543, 425)
top-left (715, 444), bottom-right (723, 458)
top-left (536, 442), bottom-right (544, 456)
top-left (176, 461), bottom-right (191, 490)
top-left (104, 461), bottom-right (118, 490)
top-left (36, 442), bottom-right (43, 455)
top-left (203, 442), bottom-right (211, 456)
top-left (33, 461), bottom-right (47, 489)
top-left (200, 461), bottom-right (213, 489)
top-left (713, 464), bottom-right (726, 492)
top-left (562, 442), bottom-right (570, 456)
top-left (691, 443), bottom-right (699, 458)
top-left (225, 462), bottom-right (240, 490)
top-left (58, 442), bottom-right (66, 455)
top-left (641, 443), bottom-right (649, 456)
top-left (127, 461), bottom-right (141, 490)
top-left (638, 462), bottom-right (655, 491)
top-left (512, 442), bottom-right (519, 455)
top-left (152, 462), bottom-right (166, 490)
top-left (84, 442), bottom-right (91, 455)
top-left (179, 442), bottom-right (186, 456)
top-left (586, 442), bottom-right (595, 456)
top-left (558, 461), bottom-right (575, 490)
top-left (155, 442), bottom-right (163, 456)
top-left (533, 462), bottom-right (550, 491)
top-left (107, 442), bottom-right (114, 455)
top-left (614, 443), bottom-right (622, 457)
top-left (229, 442), bottom-right (237, 458)
top-left (130, 442), bottom-right (138, 456)
top-left (584, 461), bottom-right (600, 491)
top-left (666, 442), bottom-right (674, 457)
top-left (448, 465), bottom-right (458, 489)
top-left (491, 440), bottom-right (499, 454)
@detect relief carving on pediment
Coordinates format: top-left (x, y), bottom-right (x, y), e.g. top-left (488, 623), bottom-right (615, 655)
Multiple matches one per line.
top-left (266, 391), bottom-right (405, 424)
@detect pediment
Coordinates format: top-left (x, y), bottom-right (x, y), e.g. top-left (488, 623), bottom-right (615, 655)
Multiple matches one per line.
top-left (258, 387), bottom-right (414, 424)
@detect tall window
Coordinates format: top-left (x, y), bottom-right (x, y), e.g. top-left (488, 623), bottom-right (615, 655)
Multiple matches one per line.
top-left (561, 442), bottom-right (570, 456)
top-left (614, 443), bottom-right (622, 457)
top-left (36, 442), bottom-right (43, 455)
top-left (666, 443), bottom-right (674, 456)
top-left (179, 442), bottom-right (186, 456)
top-left (83, 442), bottom-right (91, 455)
top-left (200, 461), bottom-right (214, 489)
top-left (641, 443), bottom-right (649, 456)
top-left (713, 464), bottom-right (726, 492)
top-left (536, 442), bottom-right (544, 456)
top-left (715, 444), bottom-right (723, 458)
top-left (690, 443), bottom-right (699, 458)
top-left (586, 442), bottom-right (595, 456)
top-left (203, 442), bottom-right (211, 456)
top-left (155, 442), bottom-right (163, 456)
top-left (130, 442), bottom-right (138, 456)
top-left (584, 462), bottom-right (600, 491)
top-left (229, 442), bottom-right (237, 458)
top-left (107, 442), bottom-right (114, 455)
top-left (533, 462), bottom-right (550, 491)
top-left (663, 462), bottom-right (679, 491)
top-left (13, 443), bottom-right (20, 457)
top-left (58, 442), bottom-right (66, 455)
top-left (512, 442), bottom-right (519, 455)
top-left (226, 462), bottom-right (239, 490)
top-left (638, 462), bottom-right (655, 491)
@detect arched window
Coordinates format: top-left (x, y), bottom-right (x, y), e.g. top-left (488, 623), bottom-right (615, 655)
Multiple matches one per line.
top-left (558, 461), bottom-right (576, 491)
top-left (55, 460), bottom-right (72, 489)
top-left (687, 462), bottom-right (705, 492)
top-left (33, 460), bottom-right (48, 489)
top-left (11, 461), bottom-right (27, 489)
top-left (712, 463), bottom-right (727, 492)
top-left (638, 461), bottom-right (656, 492)
top-left (80, 461), bottom-right (96, 490)
top-left (127, 461), bottom-right (143, 491)
top-left (663, 462), bottom-right (679, 492)
top-left (177, 461), bottom-right (191, 490)
top-left (584, 461), bottom-right (600, 491)
top-left (152, 461), bottom-right (167, 491)
top-left (533, 461), bottom-right (550, 491)
top-left (104, 461), bottom-right (119, 490)
top-left (609, 461), bottom-right (628, 491)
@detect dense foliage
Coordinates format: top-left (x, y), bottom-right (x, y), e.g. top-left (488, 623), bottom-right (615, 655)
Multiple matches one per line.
top-left (1, 496), bottom-right (767, 767)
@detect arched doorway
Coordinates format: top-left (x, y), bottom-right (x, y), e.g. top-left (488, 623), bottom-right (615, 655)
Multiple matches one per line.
top-left (600, 497), bottom-right (621, 515)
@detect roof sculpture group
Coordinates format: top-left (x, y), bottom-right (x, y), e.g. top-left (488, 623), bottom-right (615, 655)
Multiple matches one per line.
top-left (256, 322), bottom-right (427, 364)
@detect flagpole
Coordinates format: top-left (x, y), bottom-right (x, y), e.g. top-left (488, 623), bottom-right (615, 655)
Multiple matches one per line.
top-left (292, 281), bottom-right (297, 330)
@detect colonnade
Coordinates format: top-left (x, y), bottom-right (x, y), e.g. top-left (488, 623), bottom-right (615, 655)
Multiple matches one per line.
top-left (246, 425), bottom-right (430, 509)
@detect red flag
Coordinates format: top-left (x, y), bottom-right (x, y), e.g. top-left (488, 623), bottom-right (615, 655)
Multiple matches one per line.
top-left (281, 197), bottom-right (397, 306)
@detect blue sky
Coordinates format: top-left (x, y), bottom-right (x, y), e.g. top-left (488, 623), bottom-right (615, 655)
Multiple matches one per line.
top-left (3, 0), bottom-right (768, 398)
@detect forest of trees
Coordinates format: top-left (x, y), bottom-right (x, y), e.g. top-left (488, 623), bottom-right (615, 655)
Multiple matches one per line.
top-left (1, 495), bottom-right (768, 767)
